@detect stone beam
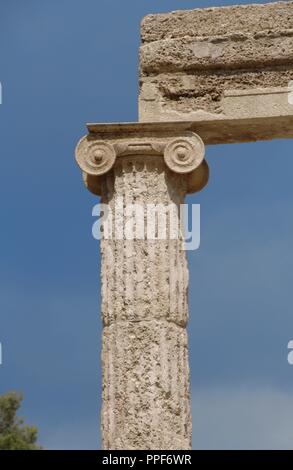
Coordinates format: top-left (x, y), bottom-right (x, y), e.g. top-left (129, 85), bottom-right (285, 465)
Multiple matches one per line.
top-left (139, 1), bottom-right (293, 144)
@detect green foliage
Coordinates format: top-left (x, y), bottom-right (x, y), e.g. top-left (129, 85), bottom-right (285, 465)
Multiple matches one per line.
top-left (0, 391), bottom-right (41, 450)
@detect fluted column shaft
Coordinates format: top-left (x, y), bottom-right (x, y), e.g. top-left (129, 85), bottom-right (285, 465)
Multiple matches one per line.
top-left (101, 156), bottom-right (190, 450)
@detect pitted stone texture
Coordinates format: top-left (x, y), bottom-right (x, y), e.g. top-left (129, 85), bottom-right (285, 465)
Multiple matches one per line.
top-left (139, 1), bottom-right (293, 142)
top-left (141, 34), bottom-right (293, 74)
top-left (78, 125), bottom-right (209, 191)
top-left (149, 69), bottom-right (293, 115)
top-left (141, 2), bottom-right (293, 43)
top-left (102, 321), bottom-right (191, 450)
top-left (100, 156), bottom-right (191, 449)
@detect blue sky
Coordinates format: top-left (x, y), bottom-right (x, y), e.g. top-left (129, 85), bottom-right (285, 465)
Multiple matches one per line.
top-left (1, 0), bottom-right (293, 449)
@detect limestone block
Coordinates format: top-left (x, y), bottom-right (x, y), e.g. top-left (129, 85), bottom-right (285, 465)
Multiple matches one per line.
top-left (139, 1), bottom-right (293, 143)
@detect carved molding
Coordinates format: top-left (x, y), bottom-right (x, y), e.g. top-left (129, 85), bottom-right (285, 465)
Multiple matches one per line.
top-left (75, 124), bottom-right (209, 195)
top-left (75, 138), bottom-right (116, 176)
top-left (164, 134), bottom-right (204, 174)
top-left (114, 141), bottom-right (165, 157)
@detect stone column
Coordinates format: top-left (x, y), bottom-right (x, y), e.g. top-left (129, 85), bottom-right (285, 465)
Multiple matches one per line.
top-left (75, 123), bottom-right (209, 450)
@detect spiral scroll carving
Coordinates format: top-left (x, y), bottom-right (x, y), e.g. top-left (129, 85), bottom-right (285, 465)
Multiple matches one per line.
top-left (75, 138), bottom-right (116, 176)
top-left (164, 135), bottom-right (205, 174)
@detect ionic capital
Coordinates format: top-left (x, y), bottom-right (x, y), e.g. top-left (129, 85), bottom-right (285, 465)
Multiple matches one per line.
top-left (75, 122), bottom-right (209, 196)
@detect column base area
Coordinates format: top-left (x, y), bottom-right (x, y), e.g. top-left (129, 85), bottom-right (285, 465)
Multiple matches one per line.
top-left (101, 319), bottom-right (191, 450)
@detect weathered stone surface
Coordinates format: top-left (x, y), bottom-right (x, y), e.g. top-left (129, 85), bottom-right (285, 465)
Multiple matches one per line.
top-left (76, 123), bottom-right (209, 191)
top-left (139, 1), bottom-right (293, 143)
top-left (76, 125), bottom-right (208, 449)
top-left (148, 69), bottom-right (293, 115)
top-left (141, 34), bottom-right (293, 74)
top-left (100, 155), bottom-right (191, 450)
top-left (102, 321), bottom-right (191, 450)
top-left (141, 2), bottom-right (293, 43)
